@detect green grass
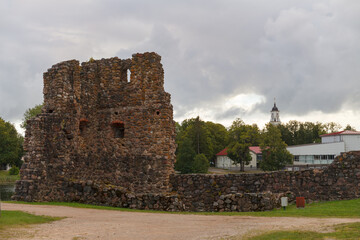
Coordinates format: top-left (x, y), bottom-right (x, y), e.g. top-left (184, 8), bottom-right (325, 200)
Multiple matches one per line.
top-left (6, 198), bottom-right (360, 218)
top-left (0, 210), bottom-right (61, 239)
top-left (246, 222), bottom-right (360, 240)
top-left (0, 170), bottom-right (19, 183)
top-left (207, 167), bottom-right (264, 174)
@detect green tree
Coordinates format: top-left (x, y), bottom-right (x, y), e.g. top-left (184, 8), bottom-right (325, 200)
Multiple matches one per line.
top-left (227, 119), bottom-right (260, 171)
top-left (175, 117), bottom-right (229, 172)
top-left (20, 103), bottom-right (43, 129)
top-left (227, 141), bottom-right (252, 172)
top-left (278, 121), bottom-right (327, 146)
top-left (205, 121), bottom-right (229, 166)
top-left (192, 154), bottom-right (210, 173)
top-left (0, 118), bottom-right (23, 168)
top-left (176, 117), bottom-right (214, 160)
top-left (323, 122), bottom-right (342, 133)
top-left (260, 124), bottom-right (293, 171)
top-left (344, 124), bottom-right (356, 131)
top-left (174, 137), bottom-right (196, 174)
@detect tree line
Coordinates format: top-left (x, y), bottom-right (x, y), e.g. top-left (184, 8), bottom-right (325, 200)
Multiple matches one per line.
top-left (175, 117), bottom-right (355, 173)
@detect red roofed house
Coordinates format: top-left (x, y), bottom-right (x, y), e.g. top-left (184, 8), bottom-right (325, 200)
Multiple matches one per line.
top-left (286, 130), bottom-right (360, 168)
top-left (215, 146), bottom-right (262, 170)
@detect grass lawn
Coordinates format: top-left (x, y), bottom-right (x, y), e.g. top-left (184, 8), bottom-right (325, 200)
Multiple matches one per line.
top-left (0, 210), bottom-right (61, 239)
top-left (207, 167), bottom-right (264, 174)
top-left (6, 198), bottom-right (360, 218)
top-left (0, 170), bottom-right (19, 184)
top-left (245, 222), bottom-right (360, 240)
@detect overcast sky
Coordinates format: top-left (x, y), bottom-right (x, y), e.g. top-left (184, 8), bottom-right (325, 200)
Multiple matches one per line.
top-left (1, 0), bottom-right (360, 134)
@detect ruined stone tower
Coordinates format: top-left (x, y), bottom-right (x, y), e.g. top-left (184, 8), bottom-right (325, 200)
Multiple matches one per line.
top-left (14, 52), bottom-right (176, 202)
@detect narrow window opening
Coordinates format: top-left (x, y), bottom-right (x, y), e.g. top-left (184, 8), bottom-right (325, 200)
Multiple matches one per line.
top-left (111, 121), bottom-right (125, 138)
top-left (127, 69), bottom-right (131, 83)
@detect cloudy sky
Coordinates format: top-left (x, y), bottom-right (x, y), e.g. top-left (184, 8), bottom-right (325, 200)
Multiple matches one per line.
top-left (1, 0), bottom-right (360, 134)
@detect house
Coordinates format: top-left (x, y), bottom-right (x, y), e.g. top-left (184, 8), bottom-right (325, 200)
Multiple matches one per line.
top-left (215, 147), bottom-right (262, 170)
top-left (249, 146), bottom-right (262, 168)
top-left (286, 130), bottom-right (360, 168)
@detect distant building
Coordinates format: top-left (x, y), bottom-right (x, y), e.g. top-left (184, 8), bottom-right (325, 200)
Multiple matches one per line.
top-left (270, 99), bottom-right (281, 126)
top-left (215, 147), bottom-right (261, 170)
top-left (0, 163), bottom-right (11, 171)
top-left (249, 146), bottom-right (263, 168)
top-left (286, 130), bottom-right (360, 169)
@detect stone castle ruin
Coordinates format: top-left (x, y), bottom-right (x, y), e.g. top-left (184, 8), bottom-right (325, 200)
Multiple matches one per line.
top-left (14, 52), bottom-right (177, 202)
top-left (14, 52), bottom-right (360, 212)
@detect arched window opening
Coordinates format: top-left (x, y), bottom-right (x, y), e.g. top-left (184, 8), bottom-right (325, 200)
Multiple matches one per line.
top-left (111, 121), bottom-right (125, 138)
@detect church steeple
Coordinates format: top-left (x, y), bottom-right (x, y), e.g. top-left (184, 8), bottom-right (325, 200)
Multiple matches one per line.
top-left (270, 98), bottom-right (280, 125)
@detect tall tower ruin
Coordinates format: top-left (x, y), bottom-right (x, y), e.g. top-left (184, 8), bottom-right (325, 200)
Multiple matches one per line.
top-left (14, 52), bottom-right (176, 202)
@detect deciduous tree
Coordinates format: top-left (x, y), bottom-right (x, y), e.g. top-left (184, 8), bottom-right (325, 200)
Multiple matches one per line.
top-left (227, 119), bottom-right (260, 171)
top-left (174, 137), bottom-right (196, 174)
top-left (344, 124), bottom-right (356, 131)
top-left (260, 123), bottom-right (293, 171)
top-left (192, 154), bottom-right (210, 173)
top-left (20, 103), bottom-right (43, 129)
top-left (0, 118), bottom-right (23, 168)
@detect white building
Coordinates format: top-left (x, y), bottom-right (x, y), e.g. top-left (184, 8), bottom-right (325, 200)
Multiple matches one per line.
top-left (215, 147), bottom-right (261, 170)
top-left (287, 130), bottom-right (360, 166)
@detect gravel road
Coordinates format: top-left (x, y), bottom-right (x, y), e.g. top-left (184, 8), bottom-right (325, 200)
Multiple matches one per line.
top-left (3, 203), bottom-right (360, 240)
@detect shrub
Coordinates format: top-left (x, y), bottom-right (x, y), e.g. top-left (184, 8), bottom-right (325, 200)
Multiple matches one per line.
top-left (192, 154), bottom-right (209, 173)
top-left (9, 166), bottom-right (19, 175)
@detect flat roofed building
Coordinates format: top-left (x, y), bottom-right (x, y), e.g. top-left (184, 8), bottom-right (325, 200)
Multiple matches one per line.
top-left (287, 130), bottom-right (360, 166)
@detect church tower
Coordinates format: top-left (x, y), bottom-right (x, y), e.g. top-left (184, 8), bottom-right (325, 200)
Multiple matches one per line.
top-left (270, 99), bottom-right (281, 125)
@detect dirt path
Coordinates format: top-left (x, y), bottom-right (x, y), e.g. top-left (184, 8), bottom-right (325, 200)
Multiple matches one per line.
top-left (3, 203), bottom-right (360, 240)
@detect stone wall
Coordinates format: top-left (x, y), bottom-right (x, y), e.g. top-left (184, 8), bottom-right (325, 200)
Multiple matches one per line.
top-left (14, 52), bottom-right (176, 202)
top-left (15, 150), bottom-right (360, 212)
top-left (169, 152), bottom-right (360, 211)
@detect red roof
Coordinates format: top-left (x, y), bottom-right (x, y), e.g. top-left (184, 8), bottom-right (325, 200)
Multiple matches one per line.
top-left (249, 146), bottom-right (262, 154)
top-left (320, 130), bottom-right (360, 137)
top-left (216, 148), bottom-right (228, 156)
top-left (216, 146), bottom-right (262, 156)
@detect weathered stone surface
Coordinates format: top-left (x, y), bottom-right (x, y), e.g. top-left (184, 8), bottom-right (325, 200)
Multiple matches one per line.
top-left (13, 52), bottom-right (176, 201)
top-left (170, 152), bottom-right (360, 211)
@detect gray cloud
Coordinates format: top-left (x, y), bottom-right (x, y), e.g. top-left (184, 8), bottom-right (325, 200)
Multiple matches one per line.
top-left (1, 0), bottom-right (360, 129)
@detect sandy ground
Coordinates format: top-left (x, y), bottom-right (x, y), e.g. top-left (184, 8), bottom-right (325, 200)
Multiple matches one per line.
top-left (3, 203), bottom-right (360, 240)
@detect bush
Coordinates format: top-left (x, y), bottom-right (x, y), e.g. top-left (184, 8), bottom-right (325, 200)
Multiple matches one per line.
top-left (192, 154), bottom-right (209, 173)
top-left (9, 166), bottom-right (19, 175)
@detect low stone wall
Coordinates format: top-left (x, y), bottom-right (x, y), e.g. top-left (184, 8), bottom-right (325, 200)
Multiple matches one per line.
top-left (14, 152), bottom-right (360, 212)
top-left (14, 178), bottom-right (280, 212)
top-left (170, 152), bottom-right (360, 211)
